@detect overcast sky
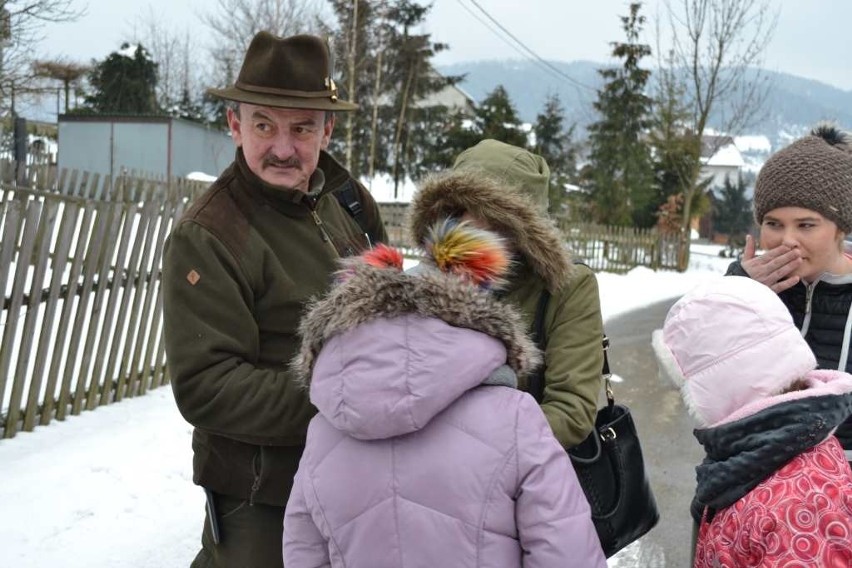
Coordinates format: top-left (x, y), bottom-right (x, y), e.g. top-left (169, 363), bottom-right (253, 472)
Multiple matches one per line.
top-left (37, 0), bottom-right (852, 91)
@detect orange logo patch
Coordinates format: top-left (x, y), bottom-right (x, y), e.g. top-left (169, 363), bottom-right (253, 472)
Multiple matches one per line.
top-left (186, 270), bottom-right (201, 285)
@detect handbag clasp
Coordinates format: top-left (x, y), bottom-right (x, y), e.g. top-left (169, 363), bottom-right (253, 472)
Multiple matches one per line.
top-left (600, 427), bottom-right (617, 442)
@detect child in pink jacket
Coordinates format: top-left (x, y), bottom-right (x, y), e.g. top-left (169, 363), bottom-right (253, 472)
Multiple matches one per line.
top-left (283, 221), bottom-right (605, 567)
top-left (653, 276), bottom-right (852, 567)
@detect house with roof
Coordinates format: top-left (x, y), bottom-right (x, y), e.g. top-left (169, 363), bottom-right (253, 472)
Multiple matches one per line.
top-left (699, 134), bottom-right (746, 189)
top-left (696, 135), bottom-right (749, 241)
top-left (415, 70), bottom-right (476, 115)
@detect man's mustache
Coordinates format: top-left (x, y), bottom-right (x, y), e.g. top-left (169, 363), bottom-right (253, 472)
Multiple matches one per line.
top-left (263, 155), bottom-right (301, 169)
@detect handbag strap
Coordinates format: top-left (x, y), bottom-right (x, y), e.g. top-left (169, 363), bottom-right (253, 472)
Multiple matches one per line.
top-left (528, 289), bottom-right (551, 403)
top-left (528, 288), bottom-right (612, 406)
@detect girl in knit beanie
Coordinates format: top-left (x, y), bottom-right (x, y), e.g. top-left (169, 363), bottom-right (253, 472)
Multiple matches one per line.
top-left (283, 220), bottom-right (606, 567)
top-left (653, 276), bottom-right (852, 567)
top-left (727, 123), bottom-right (852, 465)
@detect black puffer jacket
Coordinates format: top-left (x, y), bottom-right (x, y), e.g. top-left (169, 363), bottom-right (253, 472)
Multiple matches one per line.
top-left (727, 260), bottom-right (852, 457)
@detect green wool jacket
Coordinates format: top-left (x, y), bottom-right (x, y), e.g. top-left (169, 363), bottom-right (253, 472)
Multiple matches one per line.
top-left (409, 163), bottom-right (603, 448)
top-left (162, 149), bottom-right (387, 506)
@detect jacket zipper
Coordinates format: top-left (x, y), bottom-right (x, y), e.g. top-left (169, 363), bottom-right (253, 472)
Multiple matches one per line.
top-left (310, 208), bottom-right (339, 257)
top-left (249, 449), bottom-right (263, 506)
top-left (800, 282), bottom-right (816, 337)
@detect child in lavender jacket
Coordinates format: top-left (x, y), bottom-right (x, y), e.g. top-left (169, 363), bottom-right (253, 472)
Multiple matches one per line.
top-left (283, 221), bottom-right (605, 567)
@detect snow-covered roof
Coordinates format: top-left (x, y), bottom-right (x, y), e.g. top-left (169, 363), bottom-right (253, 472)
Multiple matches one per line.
top-left (734, 135), bottom-right (771, 153)
top-left (700, 134), bottom-right (746, 168)
top-left (703, 142), bottom-right (745, 168)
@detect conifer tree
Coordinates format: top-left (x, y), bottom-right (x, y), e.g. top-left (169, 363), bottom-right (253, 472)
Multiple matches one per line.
top-left (475, 85), bottom-right (528, 148)
top-left (322, 0), bottom-right (380, 176)
top-left (533, 93), bottom-right (578, 215)
top-left (324, 0), bottom-right (458, 189)
top-left (83, 44), bottom-right (160, 114)
top-left (420, 108), bottom-right (481, 172)
top-left (585, 2), bottom-right (654, 226)
top-left (649, 57), bottom-right (700, 229)
top-left (714, 174), bottom-right (753, 254)
top-left (422, 85), bottom-right (527, 172)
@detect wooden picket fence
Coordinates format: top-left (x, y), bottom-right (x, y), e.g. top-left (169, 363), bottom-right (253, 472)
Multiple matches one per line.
top-left (557, 220), bottom-right (683, 273)
top-left (376, 208), bottom-right (685, 273)
top-left (0, 171), bottom-right (685, 439)
top-left (375, 202), bottom-right (415, 253)
top-left (0, 170), bottom-right (207, 438)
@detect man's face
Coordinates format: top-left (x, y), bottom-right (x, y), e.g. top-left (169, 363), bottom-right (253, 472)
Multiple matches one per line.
top-left (227, 103), bottom-right (334, 191)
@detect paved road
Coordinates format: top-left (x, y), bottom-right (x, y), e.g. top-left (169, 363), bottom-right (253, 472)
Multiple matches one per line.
top-left (605, 298), bottom-right (705, 568)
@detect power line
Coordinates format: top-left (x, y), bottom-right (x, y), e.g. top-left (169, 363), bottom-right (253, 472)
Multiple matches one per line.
top-left (452, 1), bottom-right (528, 61)
top-left (458, 0), bottom-right (595, 92)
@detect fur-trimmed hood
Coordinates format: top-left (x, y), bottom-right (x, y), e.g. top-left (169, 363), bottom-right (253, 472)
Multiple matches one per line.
top-left (293, 259), bottom-right (540, 386)
top-left (652, 276), bottom-right (820, 427)
top-left (408, 171), bottom-right (574, 292)
top-left (291, 224), bottom-right (541, 440)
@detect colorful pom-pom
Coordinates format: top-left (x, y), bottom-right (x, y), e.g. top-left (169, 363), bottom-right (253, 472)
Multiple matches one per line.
top-left (423, 219), bottom-right (509, 288)
top-left (362, 243), bottom-right (404, 270)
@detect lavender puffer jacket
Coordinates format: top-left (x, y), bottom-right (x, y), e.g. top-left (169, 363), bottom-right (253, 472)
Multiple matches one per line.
top-left (283, 315), bottom-right (605, 567)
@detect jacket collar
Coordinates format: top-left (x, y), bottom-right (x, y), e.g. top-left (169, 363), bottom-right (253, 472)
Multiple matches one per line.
top-left (691, 392), bottom-right (852, 521)
top-left (232, 148), bottom-right (351, 214)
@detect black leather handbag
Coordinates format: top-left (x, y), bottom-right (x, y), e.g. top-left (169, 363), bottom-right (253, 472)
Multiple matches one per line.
top-left (529, 290), bottom-right (659, 558)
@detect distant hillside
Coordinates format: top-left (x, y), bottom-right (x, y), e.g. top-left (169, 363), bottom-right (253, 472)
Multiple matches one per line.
top-left (437, 60), bottom-right (852, 149)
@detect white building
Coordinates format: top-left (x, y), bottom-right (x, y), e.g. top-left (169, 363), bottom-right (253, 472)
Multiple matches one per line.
top-left (699, 135), bottom-right (746, 189)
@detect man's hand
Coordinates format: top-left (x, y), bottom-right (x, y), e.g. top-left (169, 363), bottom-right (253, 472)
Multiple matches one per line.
top-left (739, 234), bottom-right (802, 293)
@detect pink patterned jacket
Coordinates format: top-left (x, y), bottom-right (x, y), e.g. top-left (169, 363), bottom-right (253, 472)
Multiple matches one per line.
top-left (693, 369), bottom-right (852, 567)
top-left (696, 436), bottom-right (852, 567)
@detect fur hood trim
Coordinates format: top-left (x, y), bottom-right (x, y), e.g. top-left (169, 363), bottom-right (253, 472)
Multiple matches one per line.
top-left (653, 276), bottom-right (817, 427)
top-left (292, 259), bottom-right (541, 387)
top-left (408, 171), bottom-right (574, 292)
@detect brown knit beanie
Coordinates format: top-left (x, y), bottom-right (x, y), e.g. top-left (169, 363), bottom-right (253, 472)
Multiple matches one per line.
top-left (753, 123), bottom-right (852, 233)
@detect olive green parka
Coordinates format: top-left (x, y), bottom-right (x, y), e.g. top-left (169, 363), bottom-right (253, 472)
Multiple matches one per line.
top-left (408, 140), bottom-right (603, 448)
top-left (162, 149), bottom-right (387, 506)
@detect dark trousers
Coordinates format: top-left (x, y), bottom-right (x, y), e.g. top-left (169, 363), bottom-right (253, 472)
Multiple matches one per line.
top-left (191, 492), bottom-right (285, 568)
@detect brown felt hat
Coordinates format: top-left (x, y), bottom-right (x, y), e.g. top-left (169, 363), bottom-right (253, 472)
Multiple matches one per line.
top-left (207, 31), bottom-right (357, 112)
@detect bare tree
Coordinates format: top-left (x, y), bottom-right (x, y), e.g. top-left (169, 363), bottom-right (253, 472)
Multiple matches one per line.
top-left (0, 0), bottom-right (85, 114)
top-left (201, 0), bottom-right (322, 90)
top-left (659, 0), bottom-right (777, 268)
top-left (32, 57), bottom-right (88, 113)
top-left (132, 9), bottom-right (202, 113)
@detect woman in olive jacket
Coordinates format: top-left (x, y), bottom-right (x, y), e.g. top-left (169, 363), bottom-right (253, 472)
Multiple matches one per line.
top-left (408, 139), bottom-right (604, 448)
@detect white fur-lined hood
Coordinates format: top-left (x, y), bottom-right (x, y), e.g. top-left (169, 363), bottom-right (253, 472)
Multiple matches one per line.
top-left (652, 276), bottom-right (817, 427)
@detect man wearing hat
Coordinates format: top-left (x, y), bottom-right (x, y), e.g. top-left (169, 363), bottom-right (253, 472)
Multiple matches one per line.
top-left (162, 31), bottom-right (387, 567)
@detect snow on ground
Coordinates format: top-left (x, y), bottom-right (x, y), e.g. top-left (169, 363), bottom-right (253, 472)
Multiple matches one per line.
top-left (185, 171), bottom-right (218, 183)
top-left (0, 245), bottom-right (732, 568)
top-left (362, 173), bottom-right (418, 203)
